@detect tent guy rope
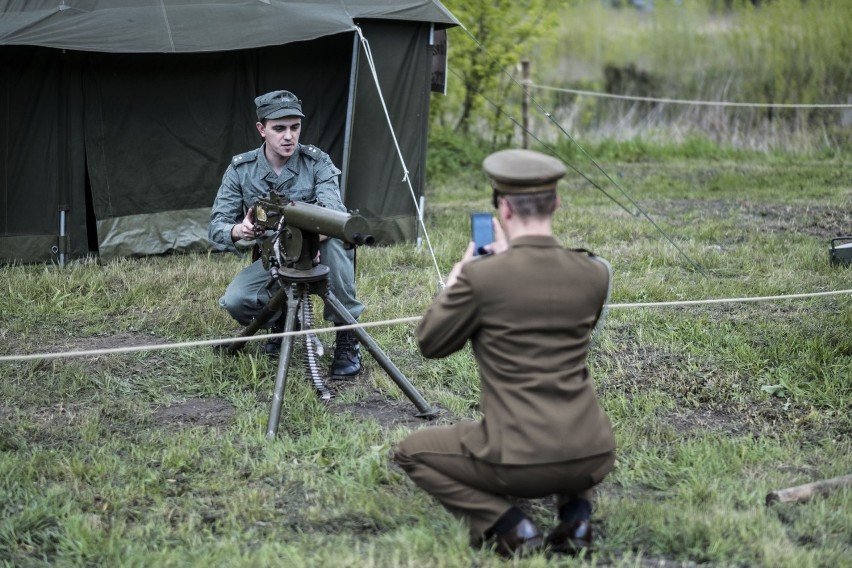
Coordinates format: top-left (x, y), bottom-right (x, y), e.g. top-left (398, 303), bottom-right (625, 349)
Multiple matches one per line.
top-left (354, 26), bottom-right (446, 289)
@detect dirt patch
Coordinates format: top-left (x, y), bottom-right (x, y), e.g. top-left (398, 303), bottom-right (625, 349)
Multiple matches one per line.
top-left (328, 388), bottom-right (447, 429)
top-left (0, 405), bottom-right (15, 422)
top-left (663, 408), bottom-right (745, 438)
top-left (151, 397), bottom-right (235, 430)
top-left (658, 199), bottom-right (852, 240)
top-left (742, 202), bottom-right (851, 239)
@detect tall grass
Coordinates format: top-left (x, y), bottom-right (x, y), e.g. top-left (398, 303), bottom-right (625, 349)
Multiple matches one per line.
top-left (518, 0), bottom-right (852, 152)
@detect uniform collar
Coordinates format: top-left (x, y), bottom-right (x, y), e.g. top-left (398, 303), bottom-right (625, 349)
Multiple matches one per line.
top-left (509, 234), bottom-right (561, 248)
top-left (258, 143), bottom-right (302, 182)
top-left (285, 144), bottom-right (303, 177)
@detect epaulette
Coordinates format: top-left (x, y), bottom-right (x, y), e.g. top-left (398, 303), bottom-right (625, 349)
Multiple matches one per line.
top-left (571, 247), bottom-right (597, 257)
top-left (231, 150), bottom-right (258, 168)
top-left (301, 144), bottom-right (322, 160)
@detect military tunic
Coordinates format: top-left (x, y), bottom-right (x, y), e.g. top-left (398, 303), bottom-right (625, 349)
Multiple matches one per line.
top-left (209, 143), bottom-right (345, 252)
top-left (208, 143), bottom-right (363, 324)
top-left (395, 235), bottom-right (616, 539)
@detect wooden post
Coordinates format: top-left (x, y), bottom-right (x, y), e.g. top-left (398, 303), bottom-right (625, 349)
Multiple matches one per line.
top-left (521, 59), bottom-right (531, 149)
top-left (765, 474), bottom-right (852, 505)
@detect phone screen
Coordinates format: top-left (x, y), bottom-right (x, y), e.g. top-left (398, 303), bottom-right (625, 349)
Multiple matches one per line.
top-left (471, 212), bottom-right (494, 256)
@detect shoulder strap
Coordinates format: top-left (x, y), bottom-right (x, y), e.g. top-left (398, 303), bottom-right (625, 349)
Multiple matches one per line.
top-left (231, 150), bottom-right (258, 168)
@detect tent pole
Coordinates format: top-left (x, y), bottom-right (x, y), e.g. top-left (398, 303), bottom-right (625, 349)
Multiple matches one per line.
top-left (340, 31), bottom-right (360, 203)
top-left (58, 206), bottom-right (68, 267)
top-left (416, 195), bottom-right (425, 250)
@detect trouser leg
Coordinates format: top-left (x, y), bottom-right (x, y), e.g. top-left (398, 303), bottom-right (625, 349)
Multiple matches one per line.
top-left (554, 451), bottom-right (615, 512)
top-left (320, 238), bottom-right (363, 324)
top-left (219, 259), bottom-right (276, 326)
top-left (393, 426), bottom-right (514, 541)
top-left (219, 242), bottom-right (364, 326)
top-left (394, 427), bottom-right (617, 542)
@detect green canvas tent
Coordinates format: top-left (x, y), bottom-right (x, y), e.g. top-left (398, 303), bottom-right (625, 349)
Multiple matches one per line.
top-left (0, 0), bottom-right (458, 263)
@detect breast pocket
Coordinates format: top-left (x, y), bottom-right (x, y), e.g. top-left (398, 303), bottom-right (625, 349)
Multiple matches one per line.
top-left (281, 181), bottom-right (315, 203)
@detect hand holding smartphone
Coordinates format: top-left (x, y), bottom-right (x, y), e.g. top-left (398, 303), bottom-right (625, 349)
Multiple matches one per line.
top-left (470, 212), bottom-right (494, 256)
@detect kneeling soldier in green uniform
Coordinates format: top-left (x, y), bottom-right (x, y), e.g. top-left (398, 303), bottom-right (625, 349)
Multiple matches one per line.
top-left (209, 90), bottom-right (363, 378)
top-left (393, 149), bottom-right (616, 557)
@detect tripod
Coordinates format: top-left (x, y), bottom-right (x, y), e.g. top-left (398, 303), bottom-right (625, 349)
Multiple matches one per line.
top-left (226, 262), bottom-right (436, 439)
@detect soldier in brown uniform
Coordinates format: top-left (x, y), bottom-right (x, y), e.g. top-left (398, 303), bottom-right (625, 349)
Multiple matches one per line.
top-left (393, 149), bottom-right (616, 557)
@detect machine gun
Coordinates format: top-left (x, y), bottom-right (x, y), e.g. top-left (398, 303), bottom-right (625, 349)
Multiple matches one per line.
top-left (225, 194), bottom-right (435, 438)
top-left (253, 193), bottom-right (374, 273)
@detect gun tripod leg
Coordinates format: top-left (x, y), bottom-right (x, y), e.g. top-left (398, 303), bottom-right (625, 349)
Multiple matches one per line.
top-left (320, 288), bottom-right (436, 418)
top-left (266, 283), bottom-right (303, 439)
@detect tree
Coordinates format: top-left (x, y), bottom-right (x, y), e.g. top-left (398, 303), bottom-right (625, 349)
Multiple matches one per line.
top-left (434, 0), bottom-right (560, 138)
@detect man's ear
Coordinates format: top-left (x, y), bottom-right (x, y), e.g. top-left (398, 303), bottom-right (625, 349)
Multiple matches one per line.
top-left (500, 197), bottom-right (513, 220)
top-left (255, 122), bottom-right (265, 137)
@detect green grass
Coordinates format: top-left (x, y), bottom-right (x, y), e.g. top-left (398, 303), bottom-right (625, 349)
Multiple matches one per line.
top-left (1, 150), bottom-right (851, 567)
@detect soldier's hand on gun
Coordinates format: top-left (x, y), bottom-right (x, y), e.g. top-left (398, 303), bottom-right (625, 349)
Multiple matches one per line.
top-left (231, 207), bottom-right (264, 241)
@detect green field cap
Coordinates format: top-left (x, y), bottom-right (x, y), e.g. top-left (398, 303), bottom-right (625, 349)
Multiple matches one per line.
top-left (483, 149), bottom-right (566, 194)
top-left (255, 90), bottom-right (305, 120)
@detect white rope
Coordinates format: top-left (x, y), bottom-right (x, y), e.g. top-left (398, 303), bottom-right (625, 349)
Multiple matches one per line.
top-left (530, 83), bottom-right (852, 109)
top-left (354, 26), bottom-right (446, 290)
top-left (0, 318), bottom-right (420, 363)
top-left (1, 289), bottom-right (849, 363)
top-left (609, 288), bottom-right (852, 308)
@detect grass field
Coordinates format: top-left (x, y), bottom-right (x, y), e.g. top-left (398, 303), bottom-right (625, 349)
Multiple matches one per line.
top-left (1, 151), bottom-right (851, 567)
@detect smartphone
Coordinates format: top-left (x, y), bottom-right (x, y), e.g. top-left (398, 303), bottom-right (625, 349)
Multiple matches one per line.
top-left (470, 212), bottom-right (494, 256)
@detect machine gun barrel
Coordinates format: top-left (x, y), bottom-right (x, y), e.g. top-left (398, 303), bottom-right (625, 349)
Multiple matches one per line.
top-left (280, 201), bottom-right (375, 246)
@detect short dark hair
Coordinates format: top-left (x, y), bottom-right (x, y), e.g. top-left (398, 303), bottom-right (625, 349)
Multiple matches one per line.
top-left (500, 190), bottom-right (557, 217)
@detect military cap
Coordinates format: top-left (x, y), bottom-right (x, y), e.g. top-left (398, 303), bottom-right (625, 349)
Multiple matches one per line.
top-left (483, 149), bottom-right (566, 194)
top-left (255, 90), bottom-right (305, 121)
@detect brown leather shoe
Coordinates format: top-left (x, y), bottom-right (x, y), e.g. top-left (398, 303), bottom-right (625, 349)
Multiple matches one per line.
top-left (493, 518), bottom-right (543, 557)
top-left (545, 518), bottom-right (593, 555)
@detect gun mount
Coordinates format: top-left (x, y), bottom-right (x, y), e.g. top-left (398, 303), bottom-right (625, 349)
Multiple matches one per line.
top-left (254, 194), bottom-right (375, 273)
top-left (225, 193), bottom-right (435, 438)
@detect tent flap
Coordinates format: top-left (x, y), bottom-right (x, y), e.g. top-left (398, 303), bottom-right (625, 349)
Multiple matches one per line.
top-left (347, 20), bottom-right (433, 245)
top-left (0, 46), bottom-right (89, 264)
top-left (96, 208), bottom-right (211, 260)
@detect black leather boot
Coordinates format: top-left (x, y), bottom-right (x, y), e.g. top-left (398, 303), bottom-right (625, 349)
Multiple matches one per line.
top-left (494, 518), bottom-right (543, 558)
top-left (264, 313), bottom-right (300, 357)
top-left (264, 319), bottom-right (285, 357)
top-left (330, 328), bottom-right (361, 379)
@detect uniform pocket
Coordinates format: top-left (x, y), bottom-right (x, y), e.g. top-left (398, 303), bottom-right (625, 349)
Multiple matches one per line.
top-left (284, 184), bottom-right (313, 202)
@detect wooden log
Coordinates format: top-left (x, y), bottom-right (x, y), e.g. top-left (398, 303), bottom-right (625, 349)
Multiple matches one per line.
top-left (765, 474), bottom-right (852, 505)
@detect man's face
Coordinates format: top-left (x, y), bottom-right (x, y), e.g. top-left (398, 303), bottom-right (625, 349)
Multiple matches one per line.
top-left (257, 117), bottom-right (301, 161)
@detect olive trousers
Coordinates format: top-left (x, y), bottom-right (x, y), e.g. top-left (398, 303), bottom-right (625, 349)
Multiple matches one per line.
top-left (393, 425), bottom-right (615, 542)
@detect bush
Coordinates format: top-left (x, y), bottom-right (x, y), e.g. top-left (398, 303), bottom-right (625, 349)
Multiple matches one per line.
top-left (425, 126), bottom-right (495, 185)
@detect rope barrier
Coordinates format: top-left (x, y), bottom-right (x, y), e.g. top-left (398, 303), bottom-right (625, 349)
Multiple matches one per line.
top-left (609, 288), bottom-right (852, 308)
top-left (2, 289), bottom-right (849, 363)
top-left (0, 318), bottom-right (420, 363)
top-left (529, 84), bottom-right (852, 109)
